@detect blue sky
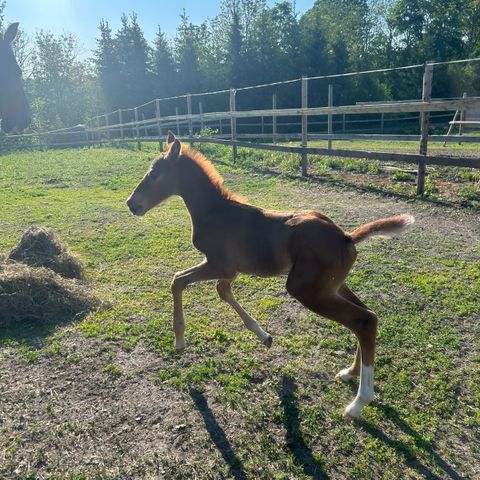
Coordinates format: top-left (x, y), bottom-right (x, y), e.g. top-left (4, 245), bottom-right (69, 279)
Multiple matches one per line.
top-left (6, 1), bottom-right (314, 57)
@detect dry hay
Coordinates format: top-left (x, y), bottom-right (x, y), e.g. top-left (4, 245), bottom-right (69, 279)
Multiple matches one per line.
top-left (1, 228), bottom-right (100, 330)
top-left (0, 262), bottom-right (100, 329)
top-left (8, 227), bottom-right (84, 279)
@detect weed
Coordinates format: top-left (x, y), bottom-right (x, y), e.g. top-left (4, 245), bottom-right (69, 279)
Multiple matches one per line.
top-left (391, 170), bottom-right (413, 182)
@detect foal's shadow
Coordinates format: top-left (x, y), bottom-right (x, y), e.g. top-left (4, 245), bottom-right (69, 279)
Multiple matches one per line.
top-left (361, 403), bottom-right (462, 480)
top-left (189, 388), bottom-right (248, 480)
top-left (278, 376), bottom-right (329, 479)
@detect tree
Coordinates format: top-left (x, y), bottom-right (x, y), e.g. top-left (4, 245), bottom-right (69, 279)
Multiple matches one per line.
top-left (228, 4), bottom-right (244, 87)
top-left (174, 11), bottom-right (207, 95)
top-left (31, 31), bottom-right (96, 128)
top-left (94, 20), bottom-right (120, 110)
top-left (152, 27), bottom-right (176, 99)
top-left (115, 12), bottom-right (151, 108)
top-left (247, 2), bottom-right (300, 85)
top-left (0, 0), bottom-right (5, 31)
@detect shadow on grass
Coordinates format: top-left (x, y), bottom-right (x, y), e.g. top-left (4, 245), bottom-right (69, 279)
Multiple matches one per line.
top-left (362, 403), bottom-right (462, 480)
top-left (0, 311), bottom-right (90, 346)
top-left (278, 376), bottom-right (329, 480)
top-left (189, 388), bottom-right (248, 480)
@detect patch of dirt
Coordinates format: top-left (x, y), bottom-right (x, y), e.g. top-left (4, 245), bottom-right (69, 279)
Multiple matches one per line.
top-left (0, 338), bottom-right (195, 478)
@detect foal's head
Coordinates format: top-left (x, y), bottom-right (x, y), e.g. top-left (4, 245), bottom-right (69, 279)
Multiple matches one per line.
top-left (0, 23), bottom-right (31, 133)
top-left (127, 132), bottom-right (182, 216)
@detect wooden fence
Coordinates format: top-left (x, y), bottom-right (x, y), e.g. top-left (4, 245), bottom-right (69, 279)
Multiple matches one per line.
top-left (2, 62), bottom-right (480, 194)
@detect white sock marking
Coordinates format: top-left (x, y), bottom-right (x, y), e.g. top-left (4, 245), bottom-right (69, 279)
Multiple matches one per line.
top-left (345, 362), bottom-right (374, 418)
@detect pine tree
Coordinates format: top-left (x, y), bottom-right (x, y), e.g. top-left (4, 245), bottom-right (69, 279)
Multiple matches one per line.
top-left (115, 13), bottom-right (151, 107)
top-left (228, 5), bottom-right (244, 87)
top-left (175, 11), bottom-right (205, 95)
top-left (152, 27), bottom-right (176, 99)
top-left (94, 20), bottom-right (120, 110)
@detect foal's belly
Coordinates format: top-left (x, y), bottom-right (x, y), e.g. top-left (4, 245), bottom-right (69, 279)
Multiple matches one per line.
top-left (230, 234), bottom-right (293, 277)
top-left (236, 251), bottom-right (293, 277)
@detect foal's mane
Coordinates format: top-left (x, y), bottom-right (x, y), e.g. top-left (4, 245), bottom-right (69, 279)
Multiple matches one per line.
top-left (180, 146), bottom-right (246, 203)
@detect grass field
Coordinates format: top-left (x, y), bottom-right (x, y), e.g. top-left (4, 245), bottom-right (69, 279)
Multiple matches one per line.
top-left (0, 144), bottom-right (479, 479)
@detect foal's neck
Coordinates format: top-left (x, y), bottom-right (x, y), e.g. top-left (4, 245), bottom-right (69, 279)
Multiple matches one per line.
top-left (176, 154), bottom-right (230, 222)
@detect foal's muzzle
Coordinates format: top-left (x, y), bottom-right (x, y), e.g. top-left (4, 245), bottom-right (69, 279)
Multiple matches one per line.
top-left (126, 198), bottom-right (145, 216)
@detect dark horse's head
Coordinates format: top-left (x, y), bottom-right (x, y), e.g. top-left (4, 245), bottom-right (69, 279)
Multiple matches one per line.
top-left (0, 23), bottom-right (31, 133)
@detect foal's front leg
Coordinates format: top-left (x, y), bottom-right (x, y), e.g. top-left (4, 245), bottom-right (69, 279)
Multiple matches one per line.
top-left (170, 260), bottom-right (227, 351)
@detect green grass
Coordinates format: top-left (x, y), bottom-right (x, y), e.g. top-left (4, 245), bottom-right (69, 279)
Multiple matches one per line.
top-left (0, 145), bottom-right (478, 479)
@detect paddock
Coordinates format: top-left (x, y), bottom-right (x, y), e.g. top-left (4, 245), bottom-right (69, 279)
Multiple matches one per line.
top-left (0, 145), bottom-right (478, 479)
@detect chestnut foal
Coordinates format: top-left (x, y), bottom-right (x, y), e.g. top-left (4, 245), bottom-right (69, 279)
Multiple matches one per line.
top-left (127, 133), bottom-right (414, 418)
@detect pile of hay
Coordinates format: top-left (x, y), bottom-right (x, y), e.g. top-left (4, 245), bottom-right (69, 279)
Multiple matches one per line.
top-left (8, 227), bottom-right (84, 279)
top-left (0, 228), bottom-right (100, 329)
top-left (0, 263), bottom-right (100, 329)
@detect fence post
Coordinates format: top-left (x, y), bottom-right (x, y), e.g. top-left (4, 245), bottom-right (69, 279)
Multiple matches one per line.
top-left (261, 116), bottom-right (264, 136)
top-left (199, 101), bottom-right (204, 133)
top-left (342, 113), bottom-right (346, 133)
top-left (96, 115), bottom-right (101, 145)
top-left (156, 99), bottom-right (162, 151)
top-left (187, 94), bottom-right (193, 136)
top-left (175, 107), bottom-right (180, 136)
top-left (301, 75), bottom-right (308, 176)
top-left (230, 88), bottom-right (237, 162)
top-left (85, 120), bottom-right (90, 146)
top-left (272, 93), bottom-right (277, 144)
top-left (416, 61), bottom-right (433, 195)
top-left (119, 110), bottom-right (124, 139)
top-left (134, 107), bottom-right (141, 150)
top-left (142, 113), bottom-right (148, 138)
top-left (105, 114), bottom-right (110, 141)
top-left (219, 118), bottom-right (223, 136)
top-left (380, 113), bottom-right (384, 134)
top-left (327, 84), bottom-right (333, 151)
top-left (459, 92), bottom-right (467, 144)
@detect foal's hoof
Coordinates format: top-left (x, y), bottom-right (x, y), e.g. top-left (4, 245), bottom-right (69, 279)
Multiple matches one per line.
top-left (344, 403), bottom-right (362, 420)
top-left (343, 410), bottom-right (360, 422)
top-left (336, 368), bottom-right (354, 382)
top-left (263, 335), bottom-right (273, 348)
top-left (174, 339), bottom-right (186, 353)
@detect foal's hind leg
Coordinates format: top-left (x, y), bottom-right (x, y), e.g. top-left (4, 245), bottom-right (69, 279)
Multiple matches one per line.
top-left (216, 279), bottom-right (272, 347)
top-left (287, 262), bottom-right (378, 418)
top-left (335, 285), bottom-right (368, 382)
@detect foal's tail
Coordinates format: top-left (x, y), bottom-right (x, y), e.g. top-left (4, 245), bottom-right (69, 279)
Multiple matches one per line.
top-left (348, 214), bottom-right (415, 244)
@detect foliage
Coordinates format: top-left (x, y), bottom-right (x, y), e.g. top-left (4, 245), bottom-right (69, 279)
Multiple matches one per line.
top-left (29, 31), bottom-right (97, 129)
top-left (3, 0), bottom-right (480, 127)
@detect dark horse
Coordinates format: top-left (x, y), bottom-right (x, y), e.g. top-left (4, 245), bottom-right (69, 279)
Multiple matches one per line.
top-left (0, 23), bottom-right (31, 133)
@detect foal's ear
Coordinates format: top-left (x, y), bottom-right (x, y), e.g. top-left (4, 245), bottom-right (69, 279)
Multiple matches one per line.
top-left (4, 23), bottom-right (19, 44)
top-left (167, 131), bottom-right (176, 144)
top-left (168, 138), bottom-right (181, 160)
